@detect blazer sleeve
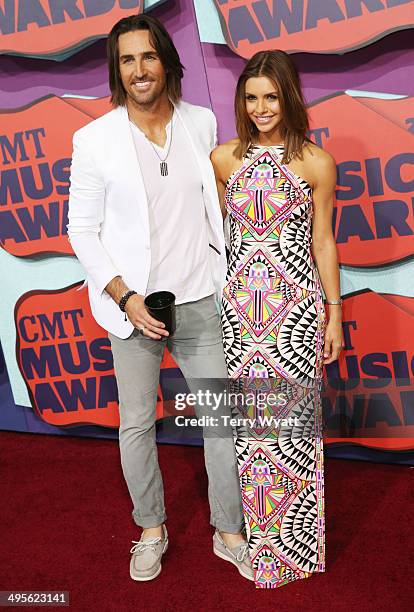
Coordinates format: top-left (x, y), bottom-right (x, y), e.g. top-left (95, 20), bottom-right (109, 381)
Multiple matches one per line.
top-left (67, 129), bottom-right (120, 295)
top-left (209, 109), bottom-right (218, 152)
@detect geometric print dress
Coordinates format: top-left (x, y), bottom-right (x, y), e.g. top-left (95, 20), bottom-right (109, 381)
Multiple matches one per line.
top-left (221, 145), bottom-right (326, 588)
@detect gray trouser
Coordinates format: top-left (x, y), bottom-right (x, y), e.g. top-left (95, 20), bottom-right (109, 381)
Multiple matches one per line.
top-left (109, 295), bottom-right (243, 533)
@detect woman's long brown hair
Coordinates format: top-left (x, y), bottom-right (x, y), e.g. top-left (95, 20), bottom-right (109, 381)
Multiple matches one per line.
top-left (235, 50), bottom-right (309, 164)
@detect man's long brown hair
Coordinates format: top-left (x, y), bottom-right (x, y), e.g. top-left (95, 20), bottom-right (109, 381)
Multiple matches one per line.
top-left (235, 50), bottom-right (309, 164)
top-left (107, 14), bottom-right (184, 106)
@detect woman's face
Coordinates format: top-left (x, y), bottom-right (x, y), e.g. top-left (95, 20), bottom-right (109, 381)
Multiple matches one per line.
top-left (245, 76), bottom-right (282, 139)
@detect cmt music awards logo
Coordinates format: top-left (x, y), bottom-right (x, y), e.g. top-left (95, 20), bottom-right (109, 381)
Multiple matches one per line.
top-left (0, 95), bottom-right (111, 257)
top-left (15, 283), bottom-right (119, 427)
top-left (214, 0), bottom-right (414, 56)
top-left (324, 291), bottom-right (414, 450)
top-left (309, 94), bottom-right (414, 266)
top-left (14, 283), bottom-right (175, 428)
top-left (0, 0), bottom-right (143, 56)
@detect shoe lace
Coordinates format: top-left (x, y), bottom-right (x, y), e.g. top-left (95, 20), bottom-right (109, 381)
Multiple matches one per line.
top-left (236, 543), bottom-right (249, 563)
top-left (130, 536), bottom-right (161, 555)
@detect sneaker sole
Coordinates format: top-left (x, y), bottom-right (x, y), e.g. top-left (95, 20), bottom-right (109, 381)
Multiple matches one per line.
top-left (130, 541), bottom-right (168, 582)
top-left (213, 545), bottom-right (255, 582)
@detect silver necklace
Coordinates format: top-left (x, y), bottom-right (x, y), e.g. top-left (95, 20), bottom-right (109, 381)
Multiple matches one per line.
top-left (130, 112), bottom-right (174, 177)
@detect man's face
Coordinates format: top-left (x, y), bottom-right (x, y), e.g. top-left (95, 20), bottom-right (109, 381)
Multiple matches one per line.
top-left (118, 29), bottom-right (167, 107)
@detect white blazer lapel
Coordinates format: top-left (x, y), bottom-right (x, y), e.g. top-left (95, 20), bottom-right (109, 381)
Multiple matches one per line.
top-left (174, 102), bottom-right (224, 253)
top-left (112, 106), bottom-right (150, 236)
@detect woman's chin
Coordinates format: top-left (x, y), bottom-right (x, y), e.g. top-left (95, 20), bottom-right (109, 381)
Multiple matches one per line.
top-left (255, 125), bottom-right (281, 138)
top-left (252, 120), bottom-right (279, 133)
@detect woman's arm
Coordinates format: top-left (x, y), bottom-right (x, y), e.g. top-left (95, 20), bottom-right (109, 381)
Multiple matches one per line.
top-left (210, 145), bottom-right (229, 219)
top-left (309, 148), bottom-right (344, 365)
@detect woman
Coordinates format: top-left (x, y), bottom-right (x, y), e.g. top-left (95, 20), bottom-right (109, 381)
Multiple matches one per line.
top-left (211, 50), bottom-right (344, 588)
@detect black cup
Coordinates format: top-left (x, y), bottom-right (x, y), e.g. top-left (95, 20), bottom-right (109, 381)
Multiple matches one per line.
top-left (144, 291), bottom-right (176, 335)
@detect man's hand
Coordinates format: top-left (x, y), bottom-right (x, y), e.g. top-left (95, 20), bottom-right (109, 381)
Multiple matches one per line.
top-left (104, 276), bottom-right (168, 340)
top-left (125, 294), bottom-right (169, 340)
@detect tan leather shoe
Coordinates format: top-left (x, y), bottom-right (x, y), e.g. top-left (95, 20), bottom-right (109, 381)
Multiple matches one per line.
top-left (130, 525), bottom-right (168, 581)
top-left (213, 530), bottom-right (254, 581)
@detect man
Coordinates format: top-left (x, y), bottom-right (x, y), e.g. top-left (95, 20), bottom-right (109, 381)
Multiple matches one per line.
top-left (67, 14), bottom-right (252, 582)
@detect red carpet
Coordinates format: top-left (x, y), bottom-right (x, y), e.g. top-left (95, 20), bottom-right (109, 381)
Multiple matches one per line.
top-left (1, 432), bottom-right (413, 611)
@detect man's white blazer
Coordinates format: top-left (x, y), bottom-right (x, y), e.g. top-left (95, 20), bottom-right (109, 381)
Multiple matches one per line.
top-left (67, 101), bottom-right (226, 339)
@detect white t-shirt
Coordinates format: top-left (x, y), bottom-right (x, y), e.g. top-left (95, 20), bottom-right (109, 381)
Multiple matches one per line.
top-left (130, 112), bottom-right (215, 305)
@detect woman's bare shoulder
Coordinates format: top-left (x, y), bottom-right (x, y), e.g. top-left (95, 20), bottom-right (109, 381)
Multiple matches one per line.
top-left (301, 141), bottom-right (337, 189)
top-left (211, 138), bottom-right (240, 161)
top-left (211, 139), bottom-right (242, 182)
top-left (303, 141), bottom-right (336, 170)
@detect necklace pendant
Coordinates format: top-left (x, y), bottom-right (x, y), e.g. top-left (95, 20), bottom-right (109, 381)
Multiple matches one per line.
top-left (160, 161), bottom-right (168, 177)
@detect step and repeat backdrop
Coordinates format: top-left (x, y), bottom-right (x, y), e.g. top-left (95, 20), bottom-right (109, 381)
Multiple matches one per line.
top-left (1, 0), bottom-right (413, 461)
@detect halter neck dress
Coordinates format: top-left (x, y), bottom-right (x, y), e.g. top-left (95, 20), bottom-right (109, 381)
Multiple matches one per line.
top-left (221, 144), bottom-right (326, 588)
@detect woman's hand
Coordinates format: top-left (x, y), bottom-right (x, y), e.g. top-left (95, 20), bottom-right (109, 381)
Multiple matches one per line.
top-left (323, 316), bottom-right (344, 364)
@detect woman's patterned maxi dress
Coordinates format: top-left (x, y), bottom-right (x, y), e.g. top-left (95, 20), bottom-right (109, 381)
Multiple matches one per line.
top-left (221, 145), bottom-right (326, 588)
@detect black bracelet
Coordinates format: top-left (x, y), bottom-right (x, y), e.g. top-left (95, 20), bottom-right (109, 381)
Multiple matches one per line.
top-left (119, 290), bottom-right (137, 319)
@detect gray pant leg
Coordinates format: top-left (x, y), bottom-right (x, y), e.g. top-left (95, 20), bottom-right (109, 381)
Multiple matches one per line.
top-left (109, 330), bottom-right (166, 529)
top-left (168, 296), bottom-right (244, 534)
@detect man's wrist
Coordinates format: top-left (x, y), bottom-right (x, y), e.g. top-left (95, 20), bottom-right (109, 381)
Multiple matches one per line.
top-left (105, 275), bottom-right (129, 303)
top-left (119, 290), bottom-right (137, 312)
